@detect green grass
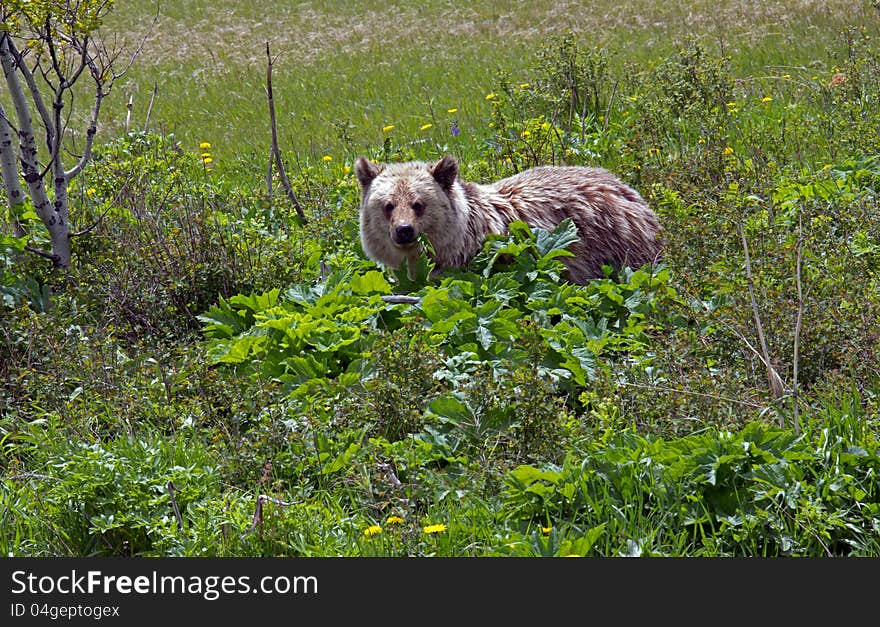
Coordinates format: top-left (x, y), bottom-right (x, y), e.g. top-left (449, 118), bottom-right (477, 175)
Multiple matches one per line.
top-left (2, 1), bottom-right (880, 557)
top-left (102, 0), bottom-right (875, 162)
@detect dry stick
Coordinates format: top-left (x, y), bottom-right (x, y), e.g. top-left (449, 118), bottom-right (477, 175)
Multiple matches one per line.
top-left (143, 81), bottom-right (158, 132)
top-left (265, 42), bottom-right (306, 223)
top-left (615, 380), bottom-right (765, 409)
top-left (266, 145), bottom-right (274, 198)
top-left (124, 94), bottom-right (133, 133)
top-left (166, 481), bottom-right (185, 532)
top-left (792, 213), bottom-right (805, 435)
top-left (738, 222), bottom-right (785, 423)
top-left (242, 494), bottom-right (298, 539)
top-left (70, 171), bottom-right (135, 237)
top-left (381, 295), bottom-right (421, 305)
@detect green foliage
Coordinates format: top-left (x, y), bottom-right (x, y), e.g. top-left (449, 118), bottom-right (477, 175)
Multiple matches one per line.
top-left (4, 10), bottom-right (880, 557)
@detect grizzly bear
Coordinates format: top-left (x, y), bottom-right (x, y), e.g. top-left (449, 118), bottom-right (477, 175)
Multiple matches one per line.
top-left (354, 155), bottom-right (662, 284)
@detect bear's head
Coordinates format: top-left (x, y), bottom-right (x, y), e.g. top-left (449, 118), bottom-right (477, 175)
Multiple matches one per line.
top-left (354, 155), bottom-right (460, 269)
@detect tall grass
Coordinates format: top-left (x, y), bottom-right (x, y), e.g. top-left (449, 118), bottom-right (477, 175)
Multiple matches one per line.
top-left (103, 1), bottom-right (874, 162)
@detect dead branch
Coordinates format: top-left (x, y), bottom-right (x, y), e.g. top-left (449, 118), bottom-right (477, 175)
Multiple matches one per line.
top-left (265, 41), bottom-right (307, 223)
top-left (143, 81), bottom-right (158, 132)
top-left (24, 244), bottom-right (59, 263)
top-left (166, 480), bottom-right (185, 531)
top-left (242, 493), bottom-right (299, 539)
top-left (738, 222), bottom-right (785, 418)
top-left (70, 170), bottom-right (135, 237)
top-left (381, 295), bottom-right (422, 305)
top-left (614, 380), bottom-right (766, 409)
top-left (792, 213), bottom-right (805, 435)
top-left (124, 93), bottom-right (133, 133)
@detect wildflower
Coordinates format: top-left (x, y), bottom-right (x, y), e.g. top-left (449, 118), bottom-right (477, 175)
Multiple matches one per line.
top-left (562, 554), bottom-right (581, 557)
top-left (322, 155), bottom-right (333, 162)
top-left (761, 96), bottom-right (773, 103)
top-left (386, 516), bottom-right (405, 525)
top-left (85, 188), bottom-right (96, 196)
top-left (202, 157), bottom-right (213, 165)
top-left (725, 101), bottom-right (737, 108)
top-left (782, 74), bottom-right (791, 79)
top-left (200, 153), bottom-right (212, 159)
top-left (722, 146), bottom-right (734, 156)
top-left (199, 142), bottom-right (211, 150)
top-left (541, 526), bottom-right (553, 534)
top-left (382, 125), bottom-right (395, 133)
top-left (363, 525), bottom-right (382, 538)
top-left (822, 164), bottom-right (832, 170)
top-left (420, 123), bottom-right (433, 131)
top-left (447, 108), bottom-right (458, 114)
top-left (485, 92), bottom-right (498, 100)
top-left (519, 83), bottom-right (531, 89)
top-left (450, 121), bottom-right (461, 137)
top-left (521, 130), bottom-right (531, 138)
top-left (422, 523), bottom-right (447, 534)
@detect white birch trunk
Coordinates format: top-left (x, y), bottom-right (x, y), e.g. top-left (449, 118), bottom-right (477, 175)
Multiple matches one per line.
top-left (0, 34), bottom-right (70, 267)
top-left (0, 101), bottom-right (26, 237)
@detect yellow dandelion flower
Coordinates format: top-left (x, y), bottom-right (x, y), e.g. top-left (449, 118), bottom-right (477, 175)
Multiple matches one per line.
top-left (485, 92), bottom-right (498, 100)
top-left (521, 130), bottom-right (531, 138)
top-left (322, 155), bottom-right (333, 162)
top-left (199, 142), bottom-right (211, 150)
top-left (782, 74), bottom-right (791, 79)
top-left (562, 554), bottom-right (581, 557)
top-left (822, 164), bottom-right (832, 170)
top-left (422, 523), bottom-right (447, 534)
top-left (382, 125), bottom-right (395, 133)
top-left (519, 83), bottom-right (531, 89)
top-left (722, 146), bottom-right (734, 156)
top-left (202, 157), bottom-right (213, 164)
top-left (363, 525), bottom-right (382, 538)
top-left (343, 165), bottom-right (351, 174)
top-left (386, 516), bottom-right (405, 525)
top-left (420, 123), bottom-right (434, 131)
top-left (541, 526), bottom-right (553, 534)
top-left (447, 108), bottom-right (458, 114)
top-left (200, 152), bottom-right (212, 159)
top-left (85, 188), bottom-right (96, 196)
top-left (726, 101), bottom-right (737, 108)
top-left (761, 96), bottom-right (773, 103)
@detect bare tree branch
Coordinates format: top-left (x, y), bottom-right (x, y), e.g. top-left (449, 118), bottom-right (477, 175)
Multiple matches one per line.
top-left (738, 222), bottom-right (785, 419)
top-left (265, 41), bottom-right (307, 223)
top-left (792, 213), bottom-right (805, 435)
top-left (143, 81), bottom-right (158, 132)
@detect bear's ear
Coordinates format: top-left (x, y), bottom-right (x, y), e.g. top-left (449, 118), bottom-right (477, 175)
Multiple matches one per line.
top-left (431, 155), bottom-right (459, 191)
top-left (355, 157), bottom-right (381, 189)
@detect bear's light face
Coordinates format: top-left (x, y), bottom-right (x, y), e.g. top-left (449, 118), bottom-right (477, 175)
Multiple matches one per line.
top-left (355, 156), bottom-right (459, 269)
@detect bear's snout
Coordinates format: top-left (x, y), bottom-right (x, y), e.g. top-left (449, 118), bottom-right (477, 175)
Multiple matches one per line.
top-left (392, 223), bottom-right (417, 246)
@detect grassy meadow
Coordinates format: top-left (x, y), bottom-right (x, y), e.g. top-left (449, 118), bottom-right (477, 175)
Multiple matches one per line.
top-left (103, 0), bottom-right (871, 161)
top-left (2, 1), bottom-right (880, 557)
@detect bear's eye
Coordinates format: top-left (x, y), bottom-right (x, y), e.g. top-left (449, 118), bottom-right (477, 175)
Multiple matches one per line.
top-left (412, 201), bottom-right (425, 216)
top-left (383, 202), bottom-right (394, 217)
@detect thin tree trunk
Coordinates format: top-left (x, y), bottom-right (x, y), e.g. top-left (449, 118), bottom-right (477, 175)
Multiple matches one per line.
top-left (738, 222), bottom-right (785, 416)
top-left (0, 101), bottom-right (26, 237)
top-left (0, 34), bottom-right (67, 267)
